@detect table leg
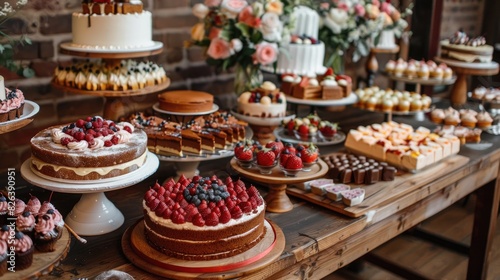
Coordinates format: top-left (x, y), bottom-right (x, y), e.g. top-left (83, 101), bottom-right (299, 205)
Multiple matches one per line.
top-left (467, 177), bottom-right (499, 279)
top-left (450, 73), bottom-right (468, 105)
top-left (249, 124), bottom-right (277, 145)
top-left (265, 183), bottom-right (294, 213)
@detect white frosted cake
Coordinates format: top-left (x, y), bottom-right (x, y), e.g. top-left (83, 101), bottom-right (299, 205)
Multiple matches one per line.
top-left (237, 82), bottom-right (286, 118)
top-left (262, 6), bottom-right (325, 76)
top-left (71, 1), bottom-right (155, 50)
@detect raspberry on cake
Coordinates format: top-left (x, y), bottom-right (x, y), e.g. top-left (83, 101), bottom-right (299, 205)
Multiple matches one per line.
top-left (237, 81), bottom-right (287, 118)
top-left (143, 175), bottom-right (266, 260)
top-left (30, 116), bottom-right (148, 180)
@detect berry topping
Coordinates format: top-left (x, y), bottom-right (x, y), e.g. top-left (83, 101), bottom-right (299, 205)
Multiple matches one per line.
top-left (256, 147), bottom-right (276, 167)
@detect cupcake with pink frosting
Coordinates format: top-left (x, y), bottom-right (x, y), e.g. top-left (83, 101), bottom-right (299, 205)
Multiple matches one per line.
top-left (25, 195), bottom-right (41, 216)
top-left (13, 231), bottom-right (34, 270)
top-left (0, 239), bottom-right (7, 276)
top-left (13, 198), bottom-right (26, 217)
top-left (0, 87), bottom-right (25, 123)
top-left (16, 210), bottom-right (36, 238)
top-left (0, 195), bottom-right (8, 224)
top-left (34, 214), bottom-right (62, 252)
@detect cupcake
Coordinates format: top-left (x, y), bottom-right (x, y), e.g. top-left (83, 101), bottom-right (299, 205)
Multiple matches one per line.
top-left (0, 240), bottom-right (6, 276)
top-left (13, 231), bottom-right (34, 270)
top-left (13, 198), bottom-right (26, 218)
top-left (34, 214), bottom-right (62, 252)
top-left (46, 208), bottom-right (65, 232)
top-left (39, 201), bottom-right (55, 214)
top-left (365, 97), bottom-right (378, 111)
top-left (382, 99), bottom-right (394, 112)
top-left (430, 67), bottom-right (443, 80)
top-left (443, 67), bottom-right (453, 80)
top-left (472, 87), bottom-right (487, 100)
top-left (444, 113), bottom-right (460, 126)
top-left (410, 99), bottom-right (423, 111)
top-left (385, 60), bottom-right (396, 74)
top-left (476, 111), bottom-right (493, 128)
top-left (398, 99), bottom-right (410, 112)
top-left (421, 95), bottom-right (432, 110)
top-left (430, 109), bottom-right (445, 124)
top-left (394, 63), bottom-right (405, 77)
top-left (460, 113), bottom-right (477, 128)
top-left (417, 64), bottom-right (430, 79)
top-left (0, 225), bottom-right (11, 242)
top-left (25, 195), bottom-right (41, 216)
top-left (0, 195), bottom-right (8, 224)
top-left (16, 210), bottom-right (35, 238)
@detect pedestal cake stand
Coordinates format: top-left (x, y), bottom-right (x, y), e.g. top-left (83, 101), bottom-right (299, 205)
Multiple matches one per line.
top-left (230, 110), bottom-right (295, 144)
top-left (20, 152), bottom-right (159, 236)
top-left (54, 43), bottom-right (169, 121)
top-left (229, 158), bottom-right (328, 213)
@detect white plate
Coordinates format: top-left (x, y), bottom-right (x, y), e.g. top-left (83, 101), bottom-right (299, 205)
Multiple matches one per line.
top-left (153, 103), bottom-right (219, 116)
top-left (60, 41), bottom-right (164, 54)
top-left (274, 127), bottom-right (346, 146)
top-left (230, 110), bottom-right (295, 126)
top-left (21, 152), bottom-right (159, 193)
top-left (0, 100), bottom-right (40, 126)
top-left (285, 94), bottom-right (358, 106)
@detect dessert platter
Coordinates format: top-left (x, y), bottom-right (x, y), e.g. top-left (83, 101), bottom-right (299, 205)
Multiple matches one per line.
top-left (122, 174), bottom-right (285, 278)
top-left (0, 80), bottom-right (40, 134)
top-left (436, 31), bottom-right (499, 105)
top-left (275, 114), bottom-right (346, 146)
top-left (21, 116), bottom-right (160, 235)
top-left (129, 111), bottom-right (252, 179)
top-left (230, 158), bottom-right (328, 212)
top-left (287, 151), bottom-right (469, 218)
top-left (0, 195), bottom-right (72, 279)
top-left (53, 0), bottom-right (169, 120)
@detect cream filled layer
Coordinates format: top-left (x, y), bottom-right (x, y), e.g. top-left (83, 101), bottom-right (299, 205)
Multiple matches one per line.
top-left (144, 201), bottom-right (265, 230)
top-left (31, 150), bottom-right (147, 176)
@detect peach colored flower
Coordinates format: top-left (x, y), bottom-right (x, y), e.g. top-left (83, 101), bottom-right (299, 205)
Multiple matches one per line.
top-left (191, 23), bottom-right (205, 41)
top-left (380, 2), bottom-right (393, 14)
top-left (365, 4), bottom-right (380, 20)
top-left (265, 0), bottom-right (283, 15)
top-left (239, 5), bottom-right (261, 28)
top-left (221, 0), bottom-right (248, 19)
top-left (207, 38), bottom-right (232, 59)
top-left (253, 42), bottom-right (278, 65)
top-left (204, 0), bottom-right (222, 7)
top-left (192, 3), bottom-right (209, 19)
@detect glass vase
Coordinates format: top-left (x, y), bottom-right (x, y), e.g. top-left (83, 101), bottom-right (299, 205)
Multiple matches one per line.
top-left (233, 64), bottom-right (263, 96)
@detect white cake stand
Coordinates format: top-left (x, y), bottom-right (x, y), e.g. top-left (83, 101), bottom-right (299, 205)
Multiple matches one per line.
top-left (20, 152), bottom-right (159, 236)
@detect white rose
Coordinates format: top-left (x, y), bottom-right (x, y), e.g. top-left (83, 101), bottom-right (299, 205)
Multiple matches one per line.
top-left (221, 0), bottom-right (248, 19)
top-left (231, 39), bottom-right (243, 53)
top-left (260, 12), bottom-right (283, 42)
top-left (251, 2), bottom-right (264, 17)
top-left (192, 3), bottom-right (209, 19)
top-left (324, 8), bottom-right (349, 34)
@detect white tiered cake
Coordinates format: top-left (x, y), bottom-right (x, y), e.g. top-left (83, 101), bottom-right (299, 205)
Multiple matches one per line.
top-left (262, 6), bottom-right (325, 76)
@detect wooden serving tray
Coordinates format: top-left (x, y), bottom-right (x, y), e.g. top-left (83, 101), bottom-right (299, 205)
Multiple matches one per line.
top-left (122, 219), bottom-right (285, 279)
top-left (3, 227), bottom-right (71, 279)
top-left (287, 154), bottom-right (470, 218)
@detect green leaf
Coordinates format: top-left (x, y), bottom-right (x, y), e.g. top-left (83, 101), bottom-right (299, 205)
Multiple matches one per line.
top-left (235, 23), bottom-right (251, 38)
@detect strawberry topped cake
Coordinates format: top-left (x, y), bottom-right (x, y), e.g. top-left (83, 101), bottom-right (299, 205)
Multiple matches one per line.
top-left (30, 116), bottom-right (148, 180)
top-left (143, 174), bottom-right (266, 260)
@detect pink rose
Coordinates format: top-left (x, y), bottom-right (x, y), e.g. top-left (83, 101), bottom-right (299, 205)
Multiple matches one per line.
top-left (207, 38), bottom-right (232, 59)
top-left (372, 0), bottom-right (380, 7)
top-left (209, 27), bottom-right (221, 39)
top-left (221, 0), bottom-right (248, 19)
top-left (380, 2), bottom-right (392, 14)
top-left (354, 4), bottom-right (365, 16)
top-left (253, 42), bottom-right (278, 65)
top-left (239, 5), bottom-right (261, 28)
top-left (204, 0), bottom-right (222, 7)
top-left (337, 2), bottom-right (349, 11)
top-left (320, 3), bottom-right (329, 9)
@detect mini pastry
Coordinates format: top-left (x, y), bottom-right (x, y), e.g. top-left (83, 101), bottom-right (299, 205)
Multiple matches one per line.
top-left (324, 184), bottom-right (350, 201)
top-left (16, 211), bottom-right (36, 237)
top-left (460, 113), bottom-right (477, 128)
top-left (410, 99), bottom-right (423, 111)
top-left (417, 64), bottom-right (430, 79)
top-left (0, 240), bottom-right (7, 276)
top-left (385, 60), bottom-right (396, 74)
top-left (430, 109), bottom-right (445, 124)
top-left (34, 214), bottom-right (62, 252)
top-left (476, 111), bottom-right (493, 128)
top-left (341, 188), bottom-right (366, 206)
top-left (444, 113), bottom-right (460, 126)
top-left (13, 231), bottom-right (34, 270)
top-left (398, 99), bottom-right (410, 112)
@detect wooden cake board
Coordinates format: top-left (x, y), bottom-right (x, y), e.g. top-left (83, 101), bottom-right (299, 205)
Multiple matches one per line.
top-left (122, 219), bottom-right (285, 279)
top-left (2, 227), bottom-right (71, 279)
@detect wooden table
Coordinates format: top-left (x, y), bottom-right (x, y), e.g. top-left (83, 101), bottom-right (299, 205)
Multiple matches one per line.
top-left (13, 106), bottom-right (499, 280)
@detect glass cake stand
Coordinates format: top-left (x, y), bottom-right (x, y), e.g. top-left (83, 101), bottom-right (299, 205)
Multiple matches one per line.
top-left (20, 152), bottom-right (159, 236)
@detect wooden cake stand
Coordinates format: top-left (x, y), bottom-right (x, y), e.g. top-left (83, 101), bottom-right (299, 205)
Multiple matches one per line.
top-left (435, 57), bottom-right (499, 105)
top-left (2, 227), bottom-right (71, 279)
top-left (55, 43), bottom-right (169, 121)
top-left (122, 219), bottom-right (285, 279)
top-left (385, 73), bottom-right (456, 94)
top-left (229, 158), bottom-right (328, 213)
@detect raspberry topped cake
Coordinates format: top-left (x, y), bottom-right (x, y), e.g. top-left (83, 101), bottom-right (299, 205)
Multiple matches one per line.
top-left (143, 174), bottom-right (266, 260)
top-left (30, 116), bottom-right (147, 180)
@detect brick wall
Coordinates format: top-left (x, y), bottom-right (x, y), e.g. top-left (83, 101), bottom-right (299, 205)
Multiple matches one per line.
top-left (0, 0), bottom-right (386, 173)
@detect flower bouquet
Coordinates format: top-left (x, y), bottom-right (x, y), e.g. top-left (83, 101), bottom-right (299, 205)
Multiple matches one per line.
top-left (318, 0), bottom-right (386, 71)
top-left (373, 1), bottom-right (413, 48)
top-left (0, 0), bottom-right (32, 78)
top-left (188, 0), bottom-right (298, 95)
